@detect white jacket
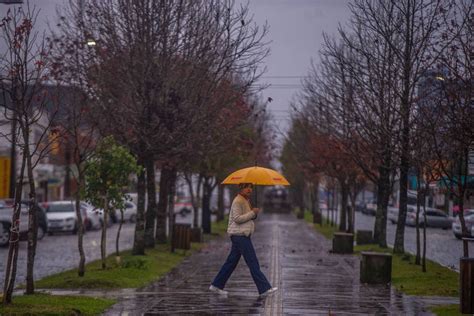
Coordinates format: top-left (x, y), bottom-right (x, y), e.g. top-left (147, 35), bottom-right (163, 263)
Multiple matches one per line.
top-left (227, 194), bottom-right (256, 237)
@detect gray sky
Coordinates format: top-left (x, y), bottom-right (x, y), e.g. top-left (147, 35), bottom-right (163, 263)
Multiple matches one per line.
top-left (247, 0), bottom-right (351, 137)
top-left (1, 0), bottom-right (352, 139)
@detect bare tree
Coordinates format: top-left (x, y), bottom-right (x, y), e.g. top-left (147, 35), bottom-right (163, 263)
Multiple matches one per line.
top-left (417, 1), bottom-right (473, 258)
top-left (347, 0), bottom-right (457, 253)
top-left (52, 0), bottom-right (269, 252)
top-left (0, 4), bottom-right (57, 301)
top-left (299, 23), bottom-right (400, 247)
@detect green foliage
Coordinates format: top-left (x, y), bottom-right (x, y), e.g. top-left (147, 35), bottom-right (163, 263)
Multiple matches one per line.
top-left (34, 244), bottom-right (202, 289)
top-left (84, 136), bottom-right (142, 211)
top-left (0, 293), bottom-right (115, 315)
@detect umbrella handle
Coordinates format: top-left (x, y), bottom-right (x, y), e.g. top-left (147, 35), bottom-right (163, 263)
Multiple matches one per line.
top-left (254, 186), bottom-right (258, 208)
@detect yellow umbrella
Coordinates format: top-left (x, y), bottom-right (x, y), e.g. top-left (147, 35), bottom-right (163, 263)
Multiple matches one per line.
top-left (222, 166), bottom-right (290, 186)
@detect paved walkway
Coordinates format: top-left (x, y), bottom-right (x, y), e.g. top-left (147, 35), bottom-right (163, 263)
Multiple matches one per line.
top-left (46, 213), bottom-right (457, 315)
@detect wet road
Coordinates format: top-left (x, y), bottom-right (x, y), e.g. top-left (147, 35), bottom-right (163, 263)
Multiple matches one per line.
top-left (103, 213), bottom-right (450, 315)
top-left (353, 212), bottom-right (474, 271)
top-left (0, 222), bottom-right (135, 289)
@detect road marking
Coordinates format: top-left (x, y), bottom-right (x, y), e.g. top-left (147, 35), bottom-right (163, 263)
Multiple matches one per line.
top-left (264, 222), bottom-right (282, 315)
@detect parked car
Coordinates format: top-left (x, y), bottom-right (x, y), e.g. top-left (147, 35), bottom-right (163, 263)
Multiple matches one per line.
top-left (362, 199), bottom-right (377, 216)
top-left (354, 201), bottom-right (366, 213)
top-left (452, 213), bottom-right (474, 239)
top-left (389, 205), bottom-right (452, 229)
top-left (80, 201), bottom-right (105, 230)
top-left (118, 201), bottom-right (137, 223)
top-left (0, 200), bottom-right (48, 247)
top-left (453, 208), bottom-right (474, 217)
top-left (44, 201), bottom-right (91, 234)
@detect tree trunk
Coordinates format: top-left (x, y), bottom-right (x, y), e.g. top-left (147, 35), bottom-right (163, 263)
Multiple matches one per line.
top-left (217, 182), bottom-right (225, 222)
top-left (25, 127), bottom-right (38, 295)
top-left (394, 155), bottom-right (409, 254)
top-left (457, 149), bottom-right (470, 258)
top-left (75, 168), bottom-right (86, 277)
top-left (422, 183), bottom-right (428, 272)
top-left (116, 208), bottom-right (124, 257)
top-left (331, 186), bottom-right (337, 226)
top-left (132, 163), bottom-right (146, 255)
top-left (339, 181), bottom-right (348, 232)
top-left (299, 181), bottom-right (305, 218)
top-left (156, 166), bottom-right (171, 243)
top-left (184, 173), bottom-right (202, 229)
top-left (101, 196), bottom-right (108, 269)
top-left (202, 177), bottom-right (212, 234)
top-left (415, 172), bottom-right (421, 266)
top-left (373, 167), bottom-right (390, 248)
top-left (2, 154), bottom-right (26, 304)
top-left (64, 142), bottom-right (71, 199)
top-left (394, 3), bottom-right (413, 254)
top-left (311, 180), bottom-right (320, 223)
top-left (144, 158), bottom-right (157, 248)
top-left (348, 192), bottom-right (356, 234)
top-left (167, 167), bottom-right (177, 246)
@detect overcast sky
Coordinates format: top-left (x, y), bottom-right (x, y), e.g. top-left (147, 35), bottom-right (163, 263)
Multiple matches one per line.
top-left (1, 0), bottom-right (352, 140)
top-left (247, 0), bottom-right (351, 137)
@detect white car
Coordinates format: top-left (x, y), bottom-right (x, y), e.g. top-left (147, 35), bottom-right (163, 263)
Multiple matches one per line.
top-left (113, 201), bottom-right (137, 223)
top-left (0, 201), bottom-right (48, 246)
top-left (80, 201), bottom-right (104, 230)
top-left (45, 201), bottom-right (93, 234)
top-left (452, 213), bottom-right (474, 239)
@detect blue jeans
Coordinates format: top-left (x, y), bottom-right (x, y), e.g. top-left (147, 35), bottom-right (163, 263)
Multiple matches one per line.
top-left (211, 235), bottom-right (272, 294)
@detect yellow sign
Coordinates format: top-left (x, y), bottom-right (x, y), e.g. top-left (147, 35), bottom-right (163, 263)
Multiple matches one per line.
top-left (0, 156), bottom-right (11, 198)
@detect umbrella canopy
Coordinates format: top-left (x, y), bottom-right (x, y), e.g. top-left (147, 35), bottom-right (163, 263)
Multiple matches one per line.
top-left (221, 166), bottom-right (290, 186)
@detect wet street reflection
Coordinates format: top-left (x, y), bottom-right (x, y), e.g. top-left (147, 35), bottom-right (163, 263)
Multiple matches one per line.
top-left (103, 213), bottom-right (456, 315)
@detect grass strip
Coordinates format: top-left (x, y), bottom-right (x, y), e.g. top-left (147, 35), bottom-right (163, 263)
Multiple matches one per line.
top-left (429, 304), bottom-right (465, 316)
top-left (34, 243), bottom-right (203, 289)
top-left (0, 293), bottom-right (115, 315)
top-left (5, 218), bottom-right (229, 315)
top-left (303, 210), bottom-right (459, 298)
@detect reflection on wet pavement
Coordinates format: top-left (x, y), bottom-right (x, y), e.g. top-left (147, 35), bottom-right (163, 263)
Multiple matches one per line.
top-left (62, 213), bottom-right (456, 315)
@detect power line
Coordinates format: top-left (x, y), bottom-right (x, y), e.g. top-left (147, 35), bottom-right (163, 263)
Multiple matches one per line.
top-left (261, 76), bottom-right (308, 79)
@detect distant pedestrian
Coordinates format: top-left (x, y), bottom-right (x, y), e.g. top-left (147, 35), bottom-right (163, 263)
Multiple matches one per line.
top-left (209, 183), bottom-right (278, 297)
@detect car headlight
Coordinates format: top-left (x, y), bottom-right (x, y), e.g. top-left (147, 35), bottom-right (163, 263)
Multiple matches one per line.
top-left (66, 217), bottom-right (75, 222)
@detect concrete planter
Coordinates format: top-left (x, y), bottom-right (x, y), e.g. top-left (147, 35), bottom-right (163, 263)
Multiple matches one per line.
top-left (360, 251), bottom-right (392, 284)
top-left (332, 232), bottom-right (354, 254)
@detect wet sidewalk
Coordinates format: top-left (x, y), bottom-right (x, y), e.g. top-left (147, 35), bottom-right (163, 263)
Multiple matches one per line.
top-left (49, 213), bottom-right (456, 315)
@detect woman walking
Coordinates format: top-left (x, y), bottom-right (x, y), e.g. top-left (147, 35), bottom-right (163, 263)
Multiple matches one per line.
top-left (209, 183), bottom-right (278, 297)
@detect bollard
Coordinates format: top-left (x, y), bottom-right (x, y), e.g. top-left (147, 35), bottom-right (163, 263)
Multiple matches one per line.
top-left (190, 227), bottom-right (203, 243)
top-left (360, 251), bottom-right (392, 284)
top-left (332, 232), bottom-right (354, 254)
top-left (356, 230), bottom-right (373, 245)
top-left (172, 224), bottom-right (191, 252)
top-left (460, 257), bottom-right (474, 314)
